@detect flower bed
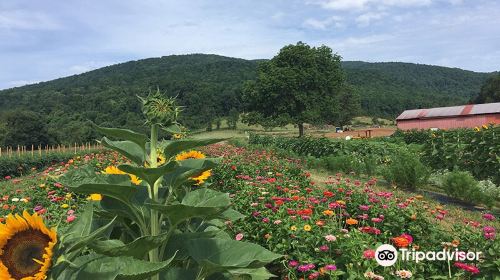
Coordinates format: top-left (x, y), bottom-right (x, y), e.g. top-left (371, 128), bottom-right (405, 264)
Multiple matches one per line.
top-left (207, 144), bottom-right (500, 279)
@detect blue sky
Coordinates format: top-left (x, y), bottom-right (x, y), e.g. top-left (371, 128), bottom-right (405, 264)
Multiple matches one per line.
top-left (1, 0), bottom-right (499, 89)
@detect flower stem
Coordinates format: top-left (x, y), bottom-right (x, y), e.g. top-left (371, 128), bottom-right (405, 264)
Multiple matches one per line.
top-left (149, 124), bottom-right (160, 280)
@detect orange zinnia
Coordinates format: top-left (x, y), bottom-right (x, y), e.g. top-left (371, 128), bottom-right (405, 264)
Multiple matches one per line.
top-left (392, 236), bottom-right (410, 248)
top-left (346, 218), bottom-right (358, 225)
top-left (323, 210), bottom-right (334, 216)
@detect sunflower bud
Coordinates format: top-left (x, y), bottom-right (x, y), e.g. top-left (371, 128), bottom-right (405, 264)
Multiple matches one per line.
top-left (139, 89), bottom-right (180, 127)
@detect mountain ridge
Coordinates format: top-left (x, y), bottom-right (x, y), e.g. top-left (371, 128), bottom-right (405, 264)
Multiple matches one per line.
top-left (0, 54), bottom-right (494, 144)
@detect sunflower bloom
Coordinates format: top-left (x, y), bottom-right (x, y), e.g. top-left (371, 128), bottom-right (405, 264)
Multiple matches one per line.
top-left (103, 166), bottom-right (142, 185)
top-left (0, 211), bottom-right (56, 280)
top-left (175, 150), bottom-right (211, 185)
top-left (175, 150), bottom-right (206, 161)
top-left (88, 194), bottom-right (103, 201)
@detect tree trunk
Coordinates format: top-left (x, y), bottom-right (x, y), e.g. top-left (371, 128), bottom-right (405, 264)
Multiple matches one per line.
top-left (298, 123), bottom-right (304, 137)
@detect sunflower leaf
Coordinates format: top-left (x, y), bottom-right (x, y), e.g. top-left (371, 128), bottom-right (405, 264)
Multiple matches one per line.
top-left (95, 125), bottom-right (148, 151)
top-left (118, 161), bottom-right (178, 187)
top-left (100, 137), bottom-right (146, 165)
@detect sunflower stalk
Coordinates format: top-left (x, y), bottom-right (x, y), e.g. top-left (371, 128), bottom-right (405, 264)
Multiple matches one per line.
top-left (149, 123), bottom-right (161, 280)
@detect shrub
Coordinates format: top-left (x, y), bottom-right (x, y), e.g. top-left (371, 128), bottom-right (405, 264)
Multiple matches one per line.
top-left (383, 150), bottom-right (429, 190)
top-left (476, 180), bottom-right (499, 208)
top-left (441, 171), bottom-right (484, 203)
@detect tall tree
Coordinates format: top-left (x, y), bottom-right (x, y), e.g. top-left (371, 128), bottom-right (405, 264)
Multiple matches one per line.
top-left (2, 110), bottom-right (52, 147)
top-left (242, 42), bottom-right (356, 137)
top-left (472, 73), bottom-right (500, 104)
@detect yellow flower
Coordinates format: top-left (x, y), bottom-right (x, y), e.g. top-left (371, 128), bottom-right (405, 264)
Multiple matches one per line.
top-left (0, 211), bottom-right (56, 280)
top-left (175, 151), bottom-right (211, 185)
top-left (61, 204), bottom-right (69, 209)
top-left (173, 133), bottom-right (184, 139)
top-left (103, 166), bottom-right (142, 185)
top-left (336, 200), bottom-right (346, 206)
top-left (482, 124), bottom-right (488, 129)
top-left (474, 127), bottom-right (480, 132)
top-left (88, 194), bottom-right (103, 201)
top-left (290, 225), bottom-right (297, 231)
top-left (144, 150), bottom-right (167, 167)
top-left (303, 224), bottom-right (312, 231)
top-left (192, 170), bottom-right (212, 185)
top-left (175, 150), bottom-right (206, 161)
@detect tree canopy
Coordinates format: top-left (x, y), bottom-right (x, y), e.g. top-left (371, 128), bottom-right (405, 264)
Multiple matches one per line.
top-left (472, 73), bottom-right (500, 103)
top-left (242, 42), bottom-right (358, 136)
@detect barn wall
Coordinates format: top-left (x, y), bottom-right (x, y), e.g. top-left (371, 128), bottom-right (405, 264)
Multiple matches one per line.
top-left (397, 114), bottom-right (500, 130)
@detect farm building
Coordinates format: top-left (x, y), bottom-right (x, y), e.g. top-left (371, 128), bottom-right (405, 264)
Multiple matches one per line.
top-left (396, 102), bottom-right (500, 130)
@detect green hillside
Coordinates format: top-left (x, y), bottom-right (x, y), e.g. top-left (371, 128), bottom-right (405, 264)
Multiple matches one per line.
top-left (0, 54), bottom-right (493, 145)
top-left (342, 61), bottom-right (492, 117)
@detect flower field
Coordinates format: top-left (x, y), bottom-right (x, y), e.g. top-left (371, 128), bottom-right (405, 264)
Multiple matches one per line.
top-left (0, 141), bottom-right (498, 279)
top-left (206, 144), bottom-right (500, 279)
top-left (0, 152), bottom-right (120, 226)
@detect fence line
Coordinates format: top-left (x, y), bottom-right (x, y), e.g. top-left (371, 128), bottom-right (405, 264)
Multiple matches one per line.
top-left (0, 142), bottom-right (104, 158)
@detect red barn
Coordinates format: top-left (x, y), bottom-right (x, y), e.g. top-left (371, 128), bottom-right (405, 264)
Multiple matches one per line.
top-left (396, 102), bottom-right (500, 130)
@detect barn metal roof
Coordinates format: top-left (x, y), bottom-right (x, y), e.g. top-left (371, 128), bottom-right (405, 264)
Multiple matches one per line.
top-left (396, 102), bottom-right (500, 120)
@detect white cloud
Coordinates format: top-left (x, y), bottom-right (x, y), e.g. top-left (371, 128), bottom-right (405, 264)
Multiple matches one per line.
top-left (307, 0), bottom-right (433, 11)
top-left (303, 16), bottom-right (343, 30)
top-left (356, 12), bottom-right (386, 26)
top-left (0, 10), bottom-right (61, 30)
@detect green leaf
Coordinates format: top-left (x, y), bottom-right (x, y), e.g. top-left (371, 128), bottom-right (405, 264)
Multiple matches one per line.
top-left (66, 216), bottom-right (117, 253)
top-left (71, 254), bottom-right (176, 280)
top-left (163, 231), bottom-right (220, 260)
top-left (226, 268), bottom-right (276, 280)
top-left (163, 138), bottom-right (226, 158)
top-left (146, 188), bottom-right (230, 225)
top-left (69, 183), bottom-right (138, 204)
top-left (161, 268), bottom-right (199, 280)
top-left (219, 209), bottom-right (245, 222)
top-left (59, 165), bottom-right (131, 188)
top-left (187, 238), bottom-right (281, 270)
top-left (101, 137), bottom-right (146, 165)
top-left (118, 161), bottom-right (178, 187)
top-left (89, 232), bottom-right (171, 259)
top-left (162, 124), bottom-right (182, 134)
top-left (95, 125), bottom-right (148, 151)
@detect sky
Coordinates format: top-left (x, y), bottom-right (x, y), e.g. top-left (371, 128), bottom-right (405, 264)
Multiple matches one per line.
top-left (1, 0), bottom-right (499, 89)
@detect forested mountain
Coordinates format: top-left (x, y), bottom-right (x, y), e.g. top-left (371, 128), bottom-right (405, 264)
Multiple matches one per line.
top-left (342, 61), bottom-right (492, 117)
top-left (0, 54), bottom-right (494, 145)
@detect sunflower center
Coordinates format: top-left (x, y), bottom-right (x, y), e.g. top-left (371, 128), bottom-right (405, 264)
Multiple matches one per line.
top-left (0, 229), bottom-right (50, 279)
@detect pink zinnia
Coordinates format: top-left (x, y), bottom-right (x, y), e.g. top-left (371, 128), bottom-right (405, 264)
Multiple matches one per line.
top-left (66, 215), bottom-right (76, 223)
top-left (235, 233), bottom-right (244, 241)
top-left (319, 245), bottom-right (329, 252)
top-left (324, 234), bottom-right (337, 242)
top-left (454, 262), bottom-right (480, 274)
top-left (359, 205), bottom-right (370, 211)
top-left (483, 213), bottom-right (495, 221)
top-left (371, 217), bottom-right (383, 223)
top-left (288, 260), bottom-right (299, 267)
top-left (324, 264), bottom-right (337, 271)
top-left (401, 233), bottom-right (414, 244)
top-left (363, 249), bottom-right (375, 259)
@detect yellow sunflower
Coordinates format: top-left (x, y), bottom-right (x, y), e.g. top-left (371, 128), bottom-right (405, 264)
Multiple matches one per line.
top-left (103, 166), bottom-right (142, 185)
top-left (87, 194), bottom-right (103, 201)
top-left (0, 211), bottom-right (56, 280)
top-left (144, 150), bottom-right (167, 167)
top-left (175, 150), bottom-right (206, 161)
top-left (175, 150), bottom-right (211, 185)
